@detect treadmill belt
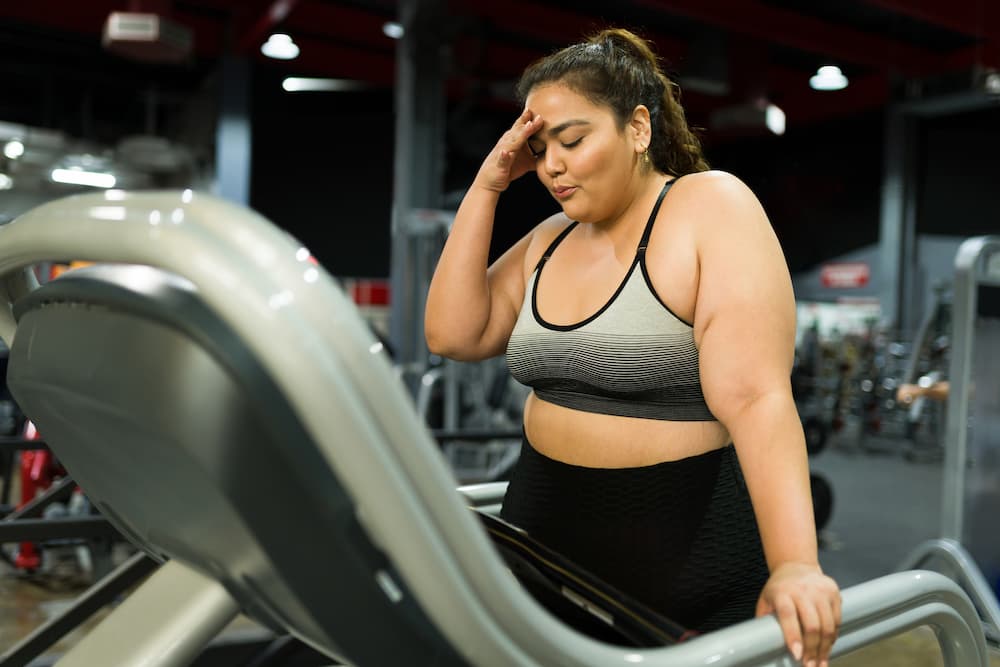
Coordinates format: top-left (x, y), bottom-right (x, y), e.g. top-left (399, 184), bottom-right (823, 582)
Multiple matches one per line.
top-left (475, 510), bottom-right (696, 647)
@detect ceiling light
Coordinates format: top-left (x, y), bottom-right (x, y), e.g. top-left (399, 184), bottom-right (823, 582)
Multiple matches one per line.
top-left (983, 71), bottom-right (1000, 95)
top-left (810, 65), bottom-right (848, 91)
top-left (765, 104), bottom-right (786, 135)
top-left (710, 100), bottom-right (786, 136)
top-left (3, 140), bottom-right (24, 159)
top-left (0, 173), bottom-right (12, 190)
top-left (51, 167), bottom-right (117, 188)
top-left (282, 77), bottom-right (372, 92)
top-left (261, 33), bottom-right (299, 60)
top-left (382, 22), bottom-right (404, 39)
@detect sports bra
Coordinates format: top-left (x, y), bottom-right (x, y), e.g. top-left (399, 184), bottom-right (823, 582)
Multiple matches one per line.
top-left (505, 178), bottom-right (716, 421)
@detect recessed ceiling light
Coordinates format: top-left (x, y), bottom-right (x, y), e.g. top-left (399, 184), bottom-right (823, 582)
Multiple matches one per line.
top-left (810, 65), bottom-right (848, 91)
top-left (765, 104), bottom-right (786, 135)
top-left (382, 22), bottom-right (404, 39)
top-left (3, 140), bottom-right (24, 159)
top-left (261, 33), bottom-right (300, 60)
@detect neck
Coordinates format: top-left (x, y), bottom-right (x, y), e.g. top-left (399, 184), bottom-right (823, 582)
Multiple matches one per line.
top-left (582, 171), bottom-right (668, 249)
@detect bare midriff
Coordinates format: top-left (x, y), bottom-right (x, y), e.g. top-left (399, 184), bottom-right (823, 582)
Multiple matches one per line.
top-left (523, 392), bottom-right (731, 468)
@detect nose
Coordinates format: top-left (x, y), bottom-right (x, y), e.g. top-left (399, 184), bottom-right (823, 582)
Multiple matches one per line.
top-left (543, 148), bottom-right (564, 177)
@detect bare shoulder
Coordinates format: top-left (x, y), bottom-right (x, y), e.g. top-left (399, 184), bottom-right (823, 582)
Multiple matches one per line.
top-left (672, 169), bottom-right (752, 193)
top-left (687, 170), bottom-right (792, 332)
top-left (666, 171), bottom-right (775, 259)
top-left (672, 170), bottom-right (767, 226)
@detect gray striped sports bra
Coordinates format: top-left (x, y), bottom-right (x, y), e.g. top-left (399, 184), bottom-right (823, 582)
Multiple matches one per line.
top-left (505, 179), bottom-right (716, 421)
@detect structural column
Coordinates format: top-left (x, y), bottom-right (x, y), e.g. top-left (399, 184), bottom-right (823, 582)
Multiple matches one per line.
top-left (878, 107), bottom-right (918, 337)
top-left (880, 88), bottom-right (998, 338)
top-left (389, 0), bottom-right (446, 382)
top-left (215, 54), bottom-right (252, 205)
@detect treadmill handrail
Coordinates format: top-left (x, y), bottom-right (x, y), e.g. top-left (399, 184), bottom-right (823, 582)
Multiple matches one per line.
top-left (942, 235), bottom-right (1000, 541)
top-left (454, 488), bottom-right (989, 665)
top-left (0, 192), bottom-right (987, 667)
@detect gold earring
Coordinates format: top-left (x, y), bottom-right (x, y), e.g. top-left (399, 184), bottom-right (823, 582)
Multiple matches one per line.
top-left (642, 148), bottom-right (650, 163)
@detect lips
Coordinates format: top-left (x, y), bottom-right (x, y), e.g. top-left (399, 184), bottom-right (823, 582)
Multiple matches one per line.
top-left (553, 185), bottom-right (577, 199)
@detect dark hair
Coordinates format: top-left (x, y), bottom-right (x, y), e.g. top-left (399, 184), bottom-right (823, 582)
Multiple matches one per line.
top-left (516, 28), bottom-right (709, 176)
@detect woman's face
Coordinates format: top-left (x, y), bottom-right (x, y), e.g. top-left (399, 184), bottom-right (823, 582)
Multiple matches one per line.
top-left (523, 83), bottom-right (638, 224)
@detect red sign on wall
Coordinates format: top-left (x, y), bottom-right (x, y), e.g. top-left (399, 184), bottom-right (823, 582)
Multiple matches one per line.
top-left (820, 262), bottom-right (870, 288)
top-left (350, 279), bottom-right (391, 306)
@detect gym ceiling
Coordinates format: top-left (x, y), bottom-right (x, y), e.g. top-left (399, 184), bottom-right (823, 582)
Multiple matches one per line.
top-left (1, 0), bottom-right (997, 141)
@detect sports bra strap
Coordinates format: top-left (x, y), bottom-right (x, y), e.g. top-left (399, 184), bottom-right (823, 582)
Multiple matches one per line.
top-left (535, 176), bottom-right (679, 271)
top-left (637, 177), bottom-right (679, 254)
top-left (534, 221), bottom-right (579, 271)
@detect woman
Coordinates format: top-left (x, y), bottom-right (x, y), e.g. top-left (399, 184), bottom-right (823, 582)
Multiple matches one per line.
top-left (425, 28), bottom-right (840, 666)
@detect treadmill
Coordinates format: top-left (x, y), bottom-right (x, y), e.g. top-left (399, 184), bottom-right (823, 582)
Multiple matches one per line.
top-left (0, 191), bottom-right (988, 667)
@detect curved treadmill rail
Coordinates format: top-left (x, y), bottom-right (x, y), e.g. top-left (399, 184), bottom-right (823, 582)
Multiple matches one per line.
top-left (0, 191), bottom-right (988, 667)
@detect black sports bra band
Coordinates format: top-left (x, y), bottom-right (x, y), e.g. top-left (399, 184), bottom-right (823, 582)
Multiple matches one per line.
top-left (535, 221), bottom-right (579, 270)
top-left (637, 177), bottom-right (677, 253)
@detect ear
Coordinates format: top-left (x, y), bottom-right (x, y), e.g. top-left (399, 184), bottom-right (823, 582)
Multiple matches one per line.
top-left (628, 105), bottom-right (652, 153)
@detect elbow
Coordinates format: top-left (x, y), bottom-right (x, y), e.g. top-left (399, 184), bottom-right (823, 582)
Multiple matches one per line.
top-left (424, 320), bottom-right (466, 359)
top-left (424, 305), bottom-right (449, 356)
top-left (424, 319), bottom-right (448, 356)
top-left (425, 326), bottom-right (489, 362)
top-left (711, 385), bottom-right (795, 430)
top-left (425, 328), bottom-right (451, 358)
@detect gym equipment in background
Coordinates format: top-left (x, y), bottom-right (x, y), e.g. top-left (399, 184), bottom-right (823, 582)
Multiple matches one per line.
top-left (902, 236), bottom-right (1000, 646)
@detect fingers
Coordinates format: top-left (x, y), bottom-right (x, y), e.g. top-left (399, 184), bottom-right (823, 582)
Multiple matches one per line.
top-left (755, 594), bottom-right (772, 618)
top-left (499, 111), bottom-right (543, 182)
top-left (773, 595), bottom-right (804, 663)
top-left (761, 566), bottom-right (841, 666)
top-left (509, 109), bottom-right (541, 145)
top-left (769, 588), bottom-right (841, 666)
top-left (814, 593), bottom-right (838, 667)
top-left (513, 107), bottom-right (540, 132)
top-left (797, 594), bottom-right (822, 666)
top-left (787, 590), bottom-right (841, 667)
top-left (497, 110), bottom-right (539, 159)
top-left (824, 586), bottom-right (843, 666)
top-left (477, 111), bottom-right (542, 192)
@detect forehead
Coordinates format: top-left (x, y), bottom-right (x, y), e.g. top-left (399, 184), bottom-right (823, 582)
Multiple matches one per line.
top-left (523, 83), bottom-right (611, 123)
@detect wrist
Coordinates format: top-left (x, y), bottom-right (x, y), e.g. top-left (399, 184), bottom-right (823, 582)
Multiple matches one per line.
top-left (468, 180), bottom-right (506, 197)
top-left (770, 560), bottom-right (823, 575)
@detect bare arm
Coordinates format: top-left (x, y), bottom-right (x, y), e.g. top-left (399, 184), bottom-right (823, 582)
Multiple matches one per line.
top-left (690, 172), bottom-right (840, 666)
top-left (425, 109), bottom-right (543, 361)
top-left (897, 380), bottom-right (950, 403)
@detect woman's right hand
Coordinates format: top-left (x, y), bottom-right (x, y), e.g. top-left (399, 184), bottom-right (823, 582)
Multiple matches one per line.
top-left (473, 108), bottom-right (543, 193)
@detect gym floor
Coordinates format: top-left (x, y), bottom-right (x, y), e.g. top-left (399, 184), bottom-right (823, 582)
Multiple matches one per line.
top-left (2, 430), bottom-right (999, 665)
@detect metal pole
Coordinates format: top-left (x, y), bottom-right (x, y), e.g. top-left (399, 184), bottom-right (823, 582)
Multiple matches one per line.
top-left (215, 53), bottom-right (252, 206)
top-left (940, 237), bottom-right (989, 540)
top-left (389, 0), bottom-right (446, 389)
top-left (878, 107), bottom-right (915, 337)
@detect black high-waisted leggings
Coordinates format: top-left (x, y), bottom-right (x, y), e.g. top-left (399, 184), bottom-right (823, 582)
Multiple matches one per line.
top-left (500, 437), bottom-right (769, 633)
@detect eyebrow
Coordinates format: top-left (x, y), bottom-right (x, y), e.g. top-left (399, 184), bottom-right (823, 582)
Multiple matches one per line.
top-left (546, 119), bottom-right (590, 137)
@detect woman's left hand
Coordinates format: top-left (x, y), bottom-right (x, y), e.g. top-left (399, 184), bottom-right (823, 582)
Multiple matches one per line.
top-left (756, 562), bottom-right (841, 666)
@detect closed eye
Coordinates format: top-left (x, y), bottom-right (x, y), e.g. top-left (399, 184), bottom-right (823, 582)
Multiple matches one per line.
top-left (529, 137), bottom-right (582, 159)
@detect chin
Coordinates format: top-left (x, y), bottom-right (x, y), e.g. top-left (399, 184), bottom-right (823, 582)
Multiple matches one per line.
top-left (562, 207), bottom-right (598, 224)
top-left (557, 199), bottom-right (592, 223)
